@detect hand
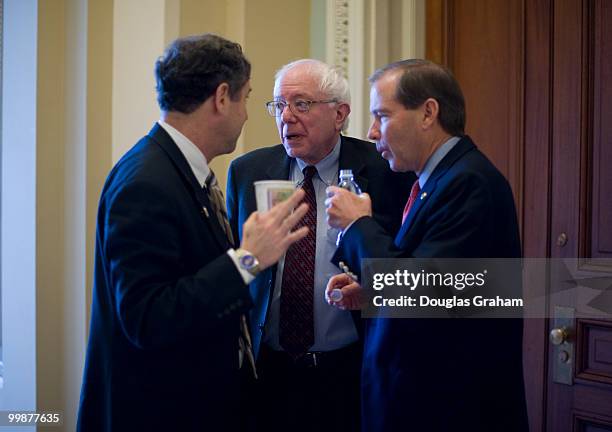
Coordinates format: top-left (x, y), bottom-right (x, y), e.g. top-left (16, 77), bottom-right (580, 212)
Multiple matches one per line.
top-left (325, 186), bottom-right (372, 230)
top-left (325, 273), bottom-right (363, 310)
top-left (241, 189), bottom-right (309, 269)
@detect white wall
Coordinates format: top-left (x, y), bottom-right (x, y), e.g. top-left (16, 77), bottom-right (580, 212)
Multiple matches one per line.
top-left (1, 3), bottom-right (38, 432)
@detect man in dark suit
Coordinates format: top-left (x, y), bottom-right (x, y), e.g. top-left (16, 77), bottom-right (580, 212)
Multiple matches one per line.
top-left (325, 60), bottom-right (529, 431)
top-left (226, 59), bottom-right (412, 431)
top-left (77, 34), bottom-right (310, 432)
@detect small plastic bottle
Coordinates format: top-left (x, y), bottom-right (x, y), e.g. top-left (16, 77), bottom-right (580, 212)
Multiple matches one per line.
top-left (338, 169), bottom-right (362, 195)
top-left (330, 170), bottom-right (363, 302)
top-left (336, 170), bottom-right (362, 251)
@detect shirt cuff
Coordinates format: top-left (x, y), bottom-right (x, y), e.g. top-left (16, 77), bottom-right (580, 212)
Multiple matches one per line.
top-left (226, 248), bottom-right (256, 285)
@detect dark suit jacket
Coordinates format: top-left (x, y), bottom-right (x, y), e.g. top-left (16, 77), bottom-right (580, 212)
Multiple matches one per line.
top-left (333, 136), bottom-right (529, 432)
top-left (77, 124), bottom-right (252, 432)
top-left (226, 135), bottom-right (413, 358)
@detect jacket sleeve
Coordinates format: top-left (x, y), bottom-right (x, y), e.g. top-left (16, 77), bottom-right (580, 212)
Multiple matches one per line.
top-left (332, 171), bottom-right (499, 278)
top-left (101, 177), bottom-right (252, 350)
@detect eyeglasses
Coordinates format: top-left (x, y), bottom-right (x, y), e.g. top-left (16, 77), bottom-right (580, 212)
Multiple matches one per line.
top-left (265, 99), bottom-right (338, 117)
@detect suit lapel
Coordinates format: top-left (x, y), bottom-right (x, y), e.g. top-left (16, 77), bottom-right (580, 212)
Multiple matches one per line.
top-left (396, 136), bottom-right (476, 241)
top-left (338, 135), bottom-right (369, 192)
top-left (147, 123), bottom-right (231, 251)
top-left (265, 146), bottom-right (292, 180)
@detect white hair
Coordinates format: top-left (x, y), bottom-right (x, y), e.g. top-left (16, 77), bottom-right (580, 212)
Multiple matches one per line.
top-left (274, 59), bottom-right (351, 130)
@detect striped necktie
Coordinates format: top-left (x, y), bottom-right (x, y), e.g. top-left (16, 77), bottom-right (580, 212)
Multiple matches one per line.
top-left (279, 165), bottom-right (317, 358)
top-left (205, 171), bottom-right (235, 246)
top-left (205, 171), bottom-right (257, 378)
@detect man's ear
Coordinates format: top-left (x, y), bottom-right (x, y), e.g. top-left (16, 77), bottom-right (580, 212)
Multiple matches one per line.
top-left (213, 82), bottom-right (231, 114)
top-left (422, 98), bottom-right (440, 130)
top-left (335, 103), bottom-right (351, 131)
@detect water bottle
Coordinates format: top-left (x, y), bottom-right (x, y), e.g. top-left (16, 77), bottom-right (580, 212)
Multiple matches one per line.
top-left (331, 170), bottom-right (362, 302)
top-left (337, 169), bottom-right (362, 195)
top-left (336, 170), bottom-right (362, 248)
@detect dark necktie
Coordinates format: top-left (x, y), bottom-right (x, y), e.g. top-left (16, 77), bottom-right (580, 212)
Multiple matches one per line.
top-left (402, 179), bottom-right (421, 224)
top-left (279, 165), bottom-right (317, 358)
top-left (205, 171), bottom-right (235, 246)
top-left (205, 171), bottom-right (256, 377)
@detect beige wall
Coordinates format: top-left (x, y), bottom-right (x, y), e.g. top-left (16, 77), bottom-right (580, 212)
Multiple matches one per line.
top-left (110, 0), bottom-right (311, 192)
top-left (34, 0), bottom-right (114, 430)
top-left (37, 0), bottom-right (67, 424)
top-left (179, 0), bottom-right (311, 192)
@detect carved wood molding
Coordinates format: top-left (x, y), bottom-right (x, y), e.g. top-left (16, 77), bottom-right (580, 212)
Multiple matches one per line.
top-left (576, 319), bottom-right (612, 386)
top-left (574, 410), bottom-right (612, 431)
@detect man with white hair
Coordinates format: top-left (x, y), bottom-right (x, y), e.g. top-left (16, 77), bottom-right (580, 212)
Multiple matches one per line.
top-left (227, 59), bottom-right (413, 431)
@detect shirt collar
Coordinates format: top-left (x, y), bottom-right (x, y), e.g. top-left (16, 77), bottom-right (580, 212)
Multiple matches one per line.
top-left (417, 136), bottom-right (461, 188)
top-left (294, 136), bottom-right (342, 184)
top-left (158, 119), bottom-right (210, 187)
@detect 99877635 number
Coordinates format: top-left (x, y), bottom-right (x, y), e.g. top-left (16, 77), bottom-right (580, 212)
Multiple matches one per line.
top-left (0, 411), bottom-right (62, 426)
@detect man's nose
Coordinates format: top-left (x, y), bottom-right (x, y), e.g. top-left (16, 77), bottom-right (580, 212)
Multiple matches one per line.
top-left (280, 104), bottom-right (297, 123)
top-left (367, 123), bottom-right (379, 140)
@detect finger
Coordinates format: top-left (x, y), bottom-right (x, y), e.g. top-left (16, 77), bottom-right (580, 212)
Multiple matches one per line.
top-left (326, 185), bottom-right (342, 198)
top-left (326, 273), bottom-right (353, 293)
top-left (361, 192), bottom-right (372, 205)
top-left (342, 282), bottom-right (362, 296)
top-left (244, 210), bottom-right (259, 224)
top-left (282, 203), bottom-right (309, 229)
top-left (285, 226), bottom-right (309, 245)
top-left (270, 188), bottom-right (305, 219)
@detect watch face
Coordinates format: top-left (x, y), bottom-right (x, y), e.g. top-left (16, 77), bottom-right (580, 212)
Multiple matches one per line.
top-left (240, 254), bottom-right (256, 268)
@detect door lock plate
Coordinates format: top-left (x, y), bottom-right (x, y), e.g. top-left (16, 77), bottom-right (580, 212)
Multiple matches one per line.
top-left (551, 306), bottom-right (575, 385)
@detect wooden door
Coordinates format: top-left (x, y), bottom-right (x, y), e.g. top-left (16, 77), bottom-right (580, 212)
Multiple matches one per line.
top-left (427, 0), bottom-right (612, 430)
top-left (545, 0), bottom-right (612, 430)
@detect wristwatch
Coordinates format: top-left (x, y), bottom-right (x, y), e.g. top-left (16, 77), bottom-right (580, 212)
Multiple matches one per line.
top-left (235, 249), bottom-right (261, 277)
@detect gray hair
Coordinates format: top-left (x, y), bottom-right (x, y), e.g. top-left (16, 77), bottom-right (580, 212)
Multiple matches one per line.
top-left (274, 59), bottom-right (351, 130)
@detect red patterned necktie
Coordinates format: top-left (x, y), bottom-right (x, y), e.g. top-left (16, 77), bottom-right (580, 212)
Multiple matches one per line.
top-left (279, 165), bottom-right (317, 358)
top-left (402, 179), bottom-right (421, 224)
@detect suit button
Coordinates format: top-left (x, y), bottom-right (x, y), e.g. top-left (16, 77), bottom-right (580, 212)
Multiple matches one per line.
top-left (258, 323), bottom-right (265, 331)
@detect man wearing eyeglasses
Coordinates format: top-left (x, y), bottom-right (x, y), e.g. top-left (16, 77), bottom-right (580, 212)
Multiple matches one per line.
top-left (226, 59), bottom-right (413, 432)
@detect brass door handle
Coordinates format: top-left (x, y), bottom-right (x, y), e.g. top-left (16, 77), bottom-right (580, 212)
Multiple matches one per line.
top-left (550, 327), bottom-right (569, 345)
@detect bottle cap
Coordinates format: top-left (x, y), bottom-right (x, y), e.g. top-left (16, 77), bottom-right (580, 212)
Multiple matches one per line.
top-left (330, 289), bottom-right (343, 302)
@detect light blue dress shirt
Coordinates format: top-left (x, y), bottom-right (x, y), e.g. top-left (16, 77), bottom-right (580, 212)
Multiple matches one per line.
top-left (417, 136), bottom-right (461, 188)
top-left (263, 138), bottom-right (360, 352)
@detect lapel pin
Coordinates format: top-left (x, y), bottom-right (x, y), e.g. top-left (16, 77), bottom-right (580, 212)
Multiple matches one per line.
top-left (420, 192), bottom-right (428, 200)
top-left (202, 207), bottom-right (210, 217)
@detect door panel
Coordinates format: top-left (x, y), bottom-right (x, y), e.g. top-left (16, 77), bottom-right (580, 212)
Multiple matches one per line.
top-left (427, 0), bottom-right (612, 431)
top-left (591, 0), bottom-right (612, 258)
top-left (548, 1), bottom-right (612, 431)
